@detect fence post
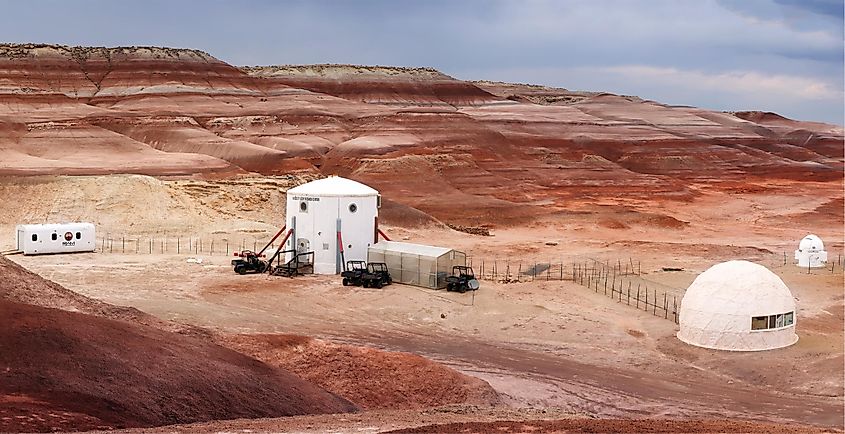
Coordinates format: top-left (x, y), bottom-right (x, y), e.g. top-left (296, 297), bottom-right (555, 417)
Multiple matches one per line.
top-left (618, 276), bottom-right (623, 299)
top-left (653, 289), bottom-right (657, 315)
top-left (135, 238), bottom-right (139, 254)
top-left (226, 240), bottom-right (229, 255)
top-left (636, 284), bottom-right (641, 309)
top-left (149, 238), bottom-right (152, 254)
top-left (211, 239), bottom-right (214, 255)
top-left (638, 260), bottom-right (641, 275)
top-left (663, 292), bottom-right (668, 319)
top-left (610, 265), bottom-right (615, 295)
top-left (673, 296), bottom-right (678, 324)
top-left (627, 281), bottom-right (631, 305)
top-left (604, 268), bottom-right (608, 293)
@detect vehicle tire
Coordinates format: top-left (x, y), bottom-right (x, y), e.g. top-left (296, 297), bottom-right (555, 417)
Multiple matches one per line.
top-left (446, 283), bottom-right (453, 291)
top-left (363, 281), bottom-right (370, 288)
top-left (235, 265), bottom-right (246, 275)
top-left (375, 281), bottom-right (383, 289)
top-left (458, 284), bottom-right (466, 294)
top-left (342, 278), bottom-right (349, 286)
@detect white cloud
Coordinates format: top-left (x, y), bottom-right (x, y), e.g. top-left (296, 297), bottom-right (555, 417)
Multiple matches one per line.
top-left (601, 65), bottom-right (838, 100)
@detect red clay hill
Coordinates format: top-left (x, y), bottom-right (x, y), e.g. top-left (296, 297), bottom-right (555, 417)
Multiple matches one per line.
top-left (0, 254), bottom-right (503, 433)
top-left (0, 255), bottom-right (357, 432)
top-left (0, 43), bottom-right (842, 225)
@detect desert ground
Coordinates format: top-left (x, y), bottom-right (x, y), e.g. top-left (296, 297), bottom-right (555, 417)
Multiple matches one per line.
top-left (0, 44), bottom-right (843, 433)
top-left (2, 174), bottom-right (842, 433)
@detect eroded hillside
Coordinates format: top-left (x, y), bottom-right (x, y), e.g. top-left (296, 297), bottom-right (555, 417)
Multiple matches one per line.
top-left (0, 43), bottom-right (841, 226)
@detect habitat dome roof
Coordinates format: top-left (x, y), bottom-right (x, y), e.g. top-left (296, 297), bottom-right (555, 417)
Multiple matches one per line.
top-left (287, 176), bottom-right (378, 197)
top-left (798, 234), bottom-right (824, 252)
top-left (677, 260), bottom-right (797, 351)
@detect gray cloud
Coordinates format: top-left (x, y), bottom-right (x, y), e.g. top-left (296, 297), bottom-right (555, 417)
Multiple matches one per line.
top-left (0, 0), bottom-right (841, 124)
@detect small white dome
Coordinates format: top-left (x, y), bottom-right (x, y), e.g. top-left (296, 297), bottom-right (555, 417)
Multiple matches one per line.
top-left (798, 234), bottom-right (824, 252)
top-left (677, 260), bottom-right (797, 351)
top-left (287, 176), bottom-right (378, 197)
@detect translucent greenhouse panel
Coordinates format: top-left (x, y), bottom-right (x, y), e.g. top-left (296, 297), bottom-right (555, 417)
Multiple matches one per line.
top-left (419, 255), bottom-right (437, 289)
top-left (400, 252), bottom-right (420, 286)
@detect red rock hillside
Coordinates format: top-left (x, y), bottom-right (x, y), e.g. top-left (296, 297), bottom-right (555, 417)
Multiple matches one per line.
top-left (0, 43), bottom-right (841, 225)
top-left (0, 256), bottom-right (357, 432)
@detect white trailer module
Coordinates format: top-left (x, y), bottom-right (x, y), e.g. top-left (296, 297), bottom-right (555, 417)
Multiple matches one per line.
top-left (15, 223), bottom-right (96, 255)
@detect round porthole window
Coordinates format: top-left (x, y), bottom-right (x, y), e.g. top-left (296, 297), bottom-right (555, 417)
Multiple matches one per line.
top-left (348, 203), bottom-right (357, 213)
top-left (300, 201), bottom-right (308, 212)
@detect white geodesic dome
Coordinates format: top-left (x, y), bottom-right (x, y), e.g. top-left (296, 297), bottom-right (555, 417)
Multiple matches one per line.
top-left (677, 260), bottom-right (798, 351)
top-left (795, 234), bottom-right (827, 268)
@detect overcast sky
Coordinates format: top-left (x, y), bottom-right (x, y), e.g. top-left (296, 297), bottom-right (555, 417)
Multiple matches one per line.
top-left (1, 0), bottom-right (842, 124)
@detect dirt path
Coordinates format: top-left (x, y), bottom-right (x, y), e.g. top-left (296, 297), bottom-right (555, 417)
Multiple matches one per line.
top-left (342, 330), bottom-right (841, 427)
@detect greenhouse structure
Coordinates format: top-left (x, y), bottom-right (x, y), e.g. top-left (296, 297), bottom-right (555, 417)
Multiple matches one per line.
top-left (367, 240), bottom-right (466, 289)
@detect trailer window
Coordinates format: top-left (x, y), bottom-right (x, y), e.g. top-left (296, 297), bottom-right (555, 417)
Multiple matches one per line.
top-left (51, 233), bottom-right (57, 241)
top-left (348, 203), bottom-right (357, 213)
top-left (75, 232), bottom-right (81, 239)
top-left (300, 201), bottom-right (308, 213)
top-left (31, 234), bottom-right (37, 242)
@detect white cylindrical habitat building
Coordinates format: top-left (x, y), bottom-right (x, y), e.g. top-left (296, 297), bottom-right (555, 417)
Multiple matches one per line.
top-left (677, 260), bottom-right (798, 351)
top-left (285, 177), bottom-right (380, 274)
top-left (794, 234), bottom-right (827, 268)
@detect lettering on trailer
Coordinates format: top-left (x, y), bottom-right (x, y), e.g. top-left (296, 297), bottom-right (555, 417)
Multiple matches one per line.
top-left (61, 231), bottom-right (76, 247)
top-left (292, 196), bottom-right (320, 201)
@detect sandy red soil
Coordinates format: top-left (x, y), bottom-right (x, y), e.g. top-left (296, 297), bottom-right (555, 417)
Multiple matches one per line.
top-left (388, 418), bottom-right (831, 433)
top-left (0, 254), bottom-right (512, 433)
top-left (0, 257), bottom-right (358, 432)
top-left (219, 334), bottom-right (501, 410)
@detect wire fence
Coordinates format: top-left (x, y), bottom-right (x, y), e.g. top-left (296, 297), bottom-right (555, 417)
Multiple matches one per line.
top-left (467, 256), bottom-right (682, 323)
top-left (466, 251), bottom-right (844, 324)
top-left (758, 250), bottom-right (845, 275)
top-left (96, 233), bottom-right (284, 257)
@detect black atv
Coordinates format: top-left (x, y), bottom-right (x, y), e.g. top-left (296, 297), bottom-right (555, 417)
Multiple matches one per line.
top-left (341, 260), bottom-right (367, 286)
top-left (446, 266), bottom-right (480, 293)
top-left (231, 250), bottom-right (268, 275)
top-left (362, 262), bottom-right (392, 288)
